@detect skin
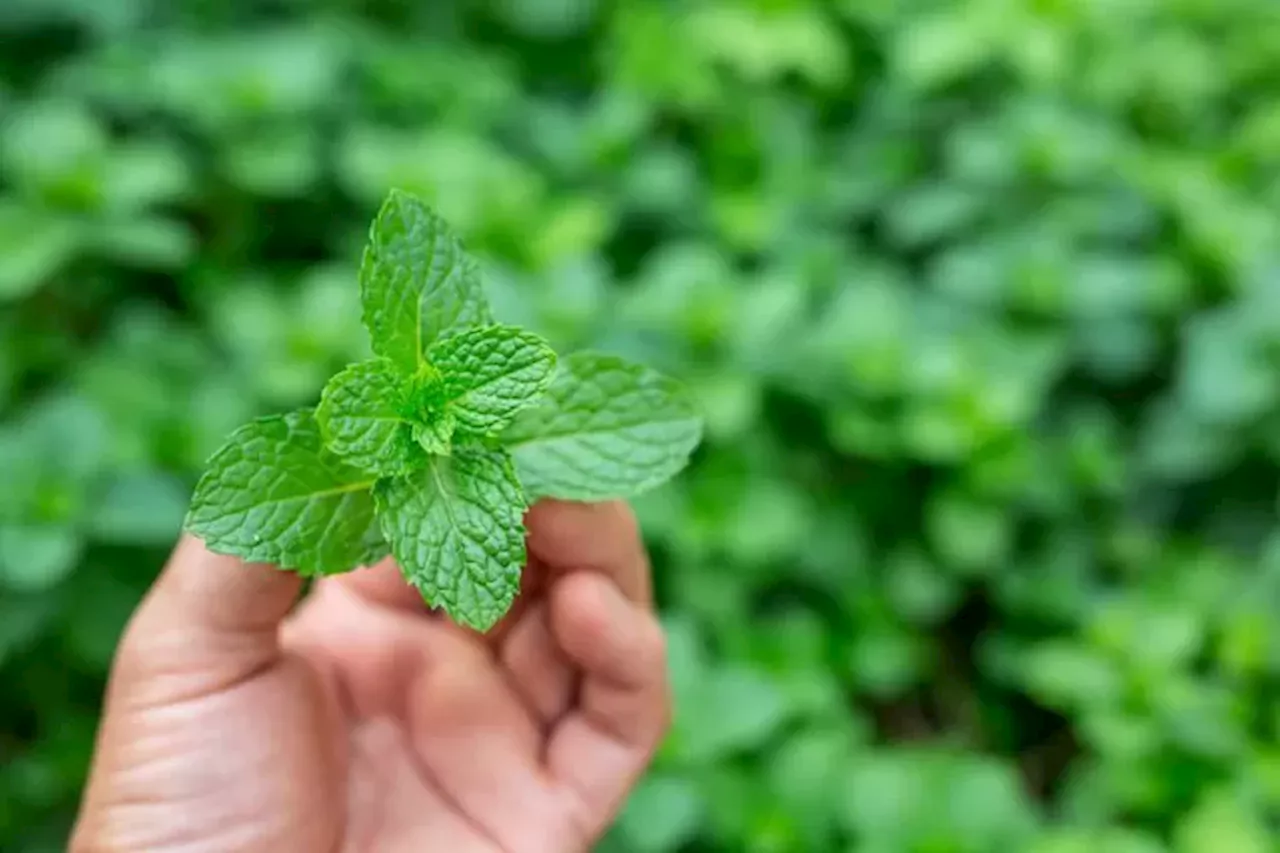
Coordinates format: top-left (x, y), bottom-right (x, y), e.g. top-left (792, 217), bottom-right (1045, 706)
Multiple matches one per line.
top-left (70, 499), bottom-right (670, 853)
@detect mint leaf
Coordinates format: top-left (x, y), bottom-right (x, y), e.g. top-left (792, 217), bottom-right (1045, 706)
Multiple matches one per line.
top-left (413, 412), bottom-right (457, 455)
top-left (360, 189), bottom-right (492, 372)
top-left (316, 358), bottom-right (425, 476)
top-left (374, 448), bottom-right (527, 631)
top-left (429, 324), bottom-right (557, 437)
top-left (186, 410), bottom-right (387, 575)
top-left (501, 352), bottom-right (703, 501)
top-left (185, 190), bottom-right (702, 630)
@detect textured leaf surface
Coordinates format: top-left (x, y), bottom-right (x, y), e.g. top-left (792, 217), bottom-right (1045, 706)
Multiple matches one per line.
top-left (186, 410), bottom-right (387, 575)
top-left (429, 325), bottom-right (557, 436)
top-left (502, 352), bottom-right (703, 500)
top-left (413, 412), bottom-right (457, 455)
top-left (316, 358), bottom-right (424, 476)
top-left (374, 447), bottom-right (527, 630)
top-left (360, 189), bottom-right (492, 371)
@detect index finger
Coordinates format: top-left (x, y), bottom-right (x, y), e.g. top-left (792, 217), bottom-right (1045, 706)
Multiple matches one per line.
top-left (525, 499), bottom-right (652, 607)
top-left (477, 499), bottom-right (651, 648)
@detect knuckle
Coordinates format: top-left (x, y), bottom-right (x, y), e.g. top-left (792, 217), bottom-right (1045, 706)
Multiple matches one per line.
top-left (606, 500), bottom-right (641, 541)
top-left (577, 606), bottom-right (615, 654)
top-left (634, 613), bottom-right (668, 675)
top-left (109, 606), bottom-right (162, 672)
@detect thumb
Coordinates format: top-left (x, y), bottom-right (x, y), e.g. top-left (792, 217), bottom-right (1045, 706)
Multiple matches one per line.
top-left (73, 536), bottom-right (338, 852)
top-left (110, 535), bottom-right (304, 700)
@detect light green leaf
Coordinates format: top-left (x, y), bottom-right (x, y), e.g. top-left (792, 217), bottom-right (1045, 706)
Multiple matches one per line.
top-left (359, 189), bottom-right (492, 372)
top-left (768, 726), bottom-right (859, 834)
top-left (1030, 828), bottom-right (1167, 853)
top-left (185, 409), bottom-right (387, 575)
top-left (618, 775), bottom-right (706, 853)
top-left (87, 471), bottom-right (189, 545)
top-left (676, 666), bottom-right (793, 762)
top-left (429, 324), bottom-right (557, 436)
top-left (413, 412), bottom-right (457, 455)
top-left (0, 524), bottom-right (81, 592)
top-left (0, 202), bottom-right (80, 300)
top-left (86, 217), bottom-right (196, 269)
top-left (316, 358), bottom-right (425, 477)
top-left (374, 448), bottom-right (527, 631)
top-left (501, 352), bottom-right (703, 501)
top-left (1175, 791), bottom-right (1269, 853)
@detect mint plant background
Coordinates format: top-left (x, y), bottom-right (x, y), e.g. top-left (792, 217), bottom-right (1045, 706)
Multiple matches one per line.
top-left (3, 2), bottom-right (1280, 852)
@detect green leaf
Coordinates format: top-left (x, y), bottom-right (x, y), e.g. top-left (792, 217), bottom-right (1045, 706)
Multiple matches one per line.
top-left (618, 775), bottom-right (706, 853)
top-left (413, 412), bottom-right (457, 455)
top-left (87, 471), bottom-right (189, 545)
top-left (0, 524), bottom-right (81, 592)
top-left (315, 358), bottom-right (425, 477)
top-left (501, 352), bottom-right (703, 501)
top-left (675, 665), bottom-right (794, 763)
top-left (185, 410), bottom-right (388, 575)
top-left (429, 324), bottom-right (557, 436)
top-left (359, 189), bottom-right (492, 372)
top-left (374, 447), bottom-right (527, 631)
top-left (1175, 791), bottom-right (1270, 853)
top-left (0, 202), bottom-right (80, 300)
top-left (1030, 828), bottom-right (1168, 853)
top-left (0, 595), bottom-right (56, 668)
top-left (86, 217), bottom-right (196, 269)
top-left (767, 726), bottom-right (860, 842)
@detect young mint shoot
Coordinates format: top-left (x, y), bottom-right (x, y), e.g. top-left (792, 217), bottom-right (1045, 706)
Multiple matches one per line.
top-left (184, 190), bottom-right (704, 631)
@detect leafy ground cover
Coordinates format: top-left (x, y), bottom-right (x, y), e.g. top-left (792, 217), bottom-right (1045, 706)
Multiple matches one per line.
top-left (3, 1), bottom-right (1280, 851)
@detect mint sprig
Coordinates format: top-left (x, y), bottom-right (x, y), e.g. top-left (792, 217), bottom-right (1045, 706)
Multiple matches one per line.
top-left (184, 189), bottom-right (703, 630)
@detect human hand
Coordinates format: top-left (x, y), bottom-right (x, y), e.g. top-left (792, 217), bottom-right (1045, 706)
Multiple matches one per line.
top-left (70, 500), bottom-right (670, 853)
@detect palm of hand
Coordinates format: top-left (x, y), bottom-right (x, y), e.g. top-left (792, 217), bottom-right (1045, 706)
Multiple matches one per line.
top-left (73, 502), bottom-right (667, 853)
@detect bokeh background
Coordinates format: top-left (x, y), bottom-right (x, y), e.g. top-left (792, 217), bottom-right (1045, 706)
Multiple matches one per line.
top-left (4, 0), bottom-right (1280, 850)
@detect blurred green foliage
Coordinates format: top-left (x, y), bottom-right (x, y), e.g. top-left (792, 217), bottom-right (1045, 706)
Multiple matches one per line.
top-left (4, 0), bottom-right (1280, 850)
